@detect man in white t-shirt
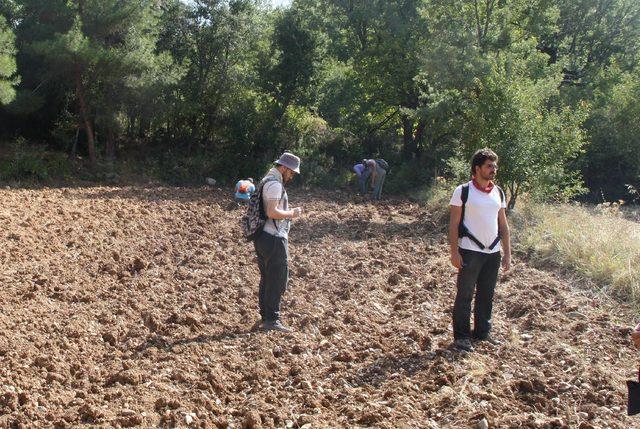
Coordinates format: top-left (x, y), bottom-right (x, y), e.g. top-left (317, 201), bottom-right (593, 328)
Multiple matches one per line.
top-left (254, 152), bottom-right (303, 332)
top-left (449, 148), bottom-right (511, 352)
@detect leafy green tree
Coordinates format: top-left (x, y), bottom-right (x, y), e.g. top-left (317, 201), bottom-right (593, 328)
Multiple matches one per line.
top-left (309, 0), bottom-right (429, 159)
top-left (415, 0), bottom-right (587, 207)
top-left (29, 0), bottom-right (166, 164)
top-left (0, 15), bottom-right (18, 104)
top-left (6, 0), bottom-right (75, 139)
top-left (157, 0), bottom-right (267, 160)
top-left (256, 6), bottom-right (317, 159)
top-left (585, 67), bottom-right (640, 200)
top-left (545, 0), bottom-right (640, 89)
top-left (461, 47), bottom-right (587, 208)
top-left (0, 0), bottom-right (636, 197)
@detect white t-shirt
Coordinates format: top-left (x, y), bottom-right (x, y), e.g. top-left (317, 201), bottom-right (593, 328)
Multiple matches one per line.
top-left (261, 169), bottom-right (290, 239)
top-left (450, 182), bottom-right (506, 254)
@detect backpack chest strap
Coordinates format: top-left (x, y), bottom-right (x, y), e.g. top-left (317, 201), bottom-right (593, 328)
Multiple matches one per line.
top-left (459, 183), bottom-right (503, 251)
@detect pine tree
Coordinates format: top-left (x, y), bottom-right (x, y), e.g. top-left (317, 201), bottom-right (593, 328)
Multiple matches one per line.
top-left (0, 15), bottom-right (18, 104)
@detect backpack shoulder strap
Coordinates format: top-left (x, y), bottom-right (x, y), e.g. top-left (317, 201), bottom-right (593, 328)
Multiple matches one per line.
top-left (261, 177), bottom-right (284, 199)
top-left (256, 177), bottom-right (277, 214)
top-left (461, 183), bottom-right (469, 204)
top-left (496, 185), bottom-right (505, 204)
top-left (460, 182), bottom-right (469, 225)
top-left (260, 177), bottom-right (284, 229)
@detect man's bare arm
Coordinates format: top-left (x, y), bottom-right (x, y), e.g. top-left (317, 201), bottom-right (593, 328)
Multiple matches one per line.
top-left (449, 205), bottom-right (463, 269)
top-left (265, 199), bottom-right (301, 220)
top-left (498, 208), bottom-right (511, 271)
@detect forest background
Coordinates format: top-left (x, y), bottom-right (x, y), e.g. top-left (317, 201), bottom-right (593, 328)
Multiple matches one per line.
top-left (0, 0), bottom-right (638, 208)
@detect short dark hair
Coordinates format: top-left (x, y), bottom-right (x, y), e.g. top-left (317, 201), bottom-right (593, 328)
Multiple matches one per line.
top-left (471, 148), bottom-right (498, 176)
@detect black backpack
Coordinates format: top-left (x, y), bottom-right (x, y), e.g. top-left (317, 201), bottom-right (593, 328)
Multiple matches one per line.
top-left (240, 177), bottom-right (282, 241)
top-left (458, 183), bottom-right (505, 251)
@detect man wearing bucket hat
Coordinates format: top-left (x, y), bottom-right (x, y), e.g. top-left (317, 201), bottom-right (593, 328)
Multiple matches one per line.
top-left (254, 152), bottom-right (303, 332)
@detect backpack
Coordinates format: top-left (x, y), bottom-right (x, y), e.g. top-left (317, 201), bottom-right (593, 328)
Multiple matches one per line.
top-left (240, 177), bottom-right (282, 241)
top-left (375, 159), bottom-right (389, 170)
top-left (458, 183), bottom-right (505, 251)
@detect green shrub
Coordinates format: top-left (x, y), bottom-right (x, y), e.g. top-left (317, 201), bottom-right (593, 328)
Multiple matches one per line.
top-left (383, 159), bottom-right (432, 195)
top-left (0, 138), bottom-right (71, 182)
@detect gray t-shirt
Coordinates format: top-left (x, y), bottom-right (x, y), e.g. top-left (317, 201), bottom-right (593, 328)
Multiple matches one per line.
top-left (261, 169), bottom-right (290, 239)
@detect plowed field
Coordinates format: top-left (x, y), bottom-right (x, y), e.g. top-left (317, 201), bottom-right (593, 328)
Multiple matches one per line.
top-left (0, 186), bottom-right (636, 428)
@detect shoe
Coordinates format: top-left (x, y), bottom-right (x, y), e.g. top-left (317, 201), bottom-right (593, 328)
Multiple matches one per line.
top-left (262, 320), bottom-right (293, 333)
top-left (453, 338), bottom-right (474, 352)
top-left (474, 335), bottom-right (503, 346)
top-left (478, 336), bottom-right (504, 346)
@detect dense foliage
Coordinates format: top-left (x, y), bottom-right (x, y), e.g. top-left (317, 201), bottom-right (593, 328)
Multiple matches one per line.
top-left (0, 0), bottom-right (638, 203)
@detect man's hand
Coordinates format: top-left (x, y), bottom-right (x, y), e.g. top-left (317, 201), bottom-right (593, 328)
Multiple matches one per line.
top-left (292, 207), bottom-right (303, 219)
top-left (502, 253), bottom-right (511, 271)
top-left (450, 251), bottom-right (463, 269)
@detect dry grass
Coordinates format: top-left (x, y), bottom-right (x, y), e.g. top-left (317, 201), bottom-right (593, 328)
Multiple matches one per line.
top-left (424, 180), bottom-right (453, 227)
top-left (423, 181), bottom-right (640, 304)
top-left (514, 202), bottom-right (640, 304)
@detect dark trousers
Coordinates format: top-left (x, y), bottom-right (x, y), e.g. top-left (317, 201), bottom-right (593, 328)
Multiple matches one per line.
top-left (254, 231), bottom-right (289, 322)
top-left (452, 248), bottom-right (501, 340)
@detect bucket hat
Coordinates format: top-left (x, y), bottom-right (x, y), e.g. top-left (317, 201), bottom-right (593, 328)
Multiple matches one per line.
top-left (275, 152), bottom-right (301, 174)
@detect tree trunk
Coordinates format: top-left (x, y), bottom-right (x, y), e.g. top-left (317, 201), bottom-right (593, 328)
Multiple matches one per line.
top-left (414, 119), bottom-right (426, 158)
top-left (202, 116), bottom-right (215, 148)
top-left (69, 125), bottom-right (80, 160)
top-left (402, 117), bottom-right (417, 160)
top-left (106, 126), bottom-right (116, 160)
top-left (127, 111), bottom-right (136, 139)
top-left (187, 115), bottom-right (199, 155)
top-left (402, 116), bottom-right (426, 160)
top-left (75, 67), bottom-right (96, 167)
top-left (507, 181), bottom-right (518, 210)
top-left (138, 116), bottom-right (150, 139)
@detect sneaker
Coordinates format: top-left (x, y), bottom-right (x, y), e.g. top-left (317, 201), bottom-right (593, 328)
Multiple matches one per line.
top-left (453, 338), bottom-right (474, 352)
top-left (262, 320), bottom-right (293, 333)
top-left (478, 336), bottom-right (503, 346)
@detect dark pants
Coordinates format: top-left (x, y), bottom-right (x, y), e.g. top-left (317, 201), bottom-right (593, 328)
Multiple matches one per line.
top-left (452, 249), bottom-right (501, 340)
top-left (254, 231), bottom-right (289, 322)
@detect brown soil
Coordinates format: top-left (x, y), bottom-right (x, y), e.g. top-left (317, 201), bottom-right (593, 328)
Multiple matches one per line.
top-left (0, 186), bottom-right (636, 428)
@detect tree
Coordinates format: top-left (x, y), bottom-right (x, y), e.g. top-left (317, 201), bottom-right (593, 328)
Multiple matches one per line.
top-left (585, 67), bottom-right (640, 200)
top-left (0, 15), bottom-right (18, 104)
top-left (29, 0), bottom-right (166, 165)
top-left (414, 0), bottom-right (587, 207)
top-left (460, 47), bottom-right (587, 208)
top-left (258, 6), bottom-right (317, 155)
top-left (157, 0), bottom-right (267, 157)
top-left (544, 0), bottom-right (640, 89)
top-left (311, 0), bottom-right (429, 159)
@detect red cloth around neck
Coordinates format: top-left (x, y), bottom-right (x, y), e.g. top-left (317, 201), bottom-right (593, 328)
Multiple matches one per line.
top-left (472, 178), bottom-right (494, 194)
